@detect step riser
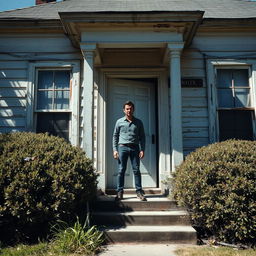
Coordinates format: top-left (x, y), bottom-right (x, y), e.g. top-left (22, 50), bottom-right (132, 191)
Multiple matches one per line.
top-left (105, 231), bottom-right (197, 244)
top-left (92, 215), bottom-right (190, 226)
top-left (105, 189), bottom-right (162, 195)
top-left (91, 201), bottom-right (179, 212)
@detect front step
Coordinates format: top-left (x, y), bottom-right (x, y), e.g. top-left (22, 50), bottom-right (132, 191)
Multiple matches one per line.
top-left (104, 225), bottom-right (197, 243)
top-left (93, 210), bottom-right (191, 226)
top-left (105, 188), bottom-right (162, 195)
top-left (91, 194), bottom-right (197, 244)
top-left (91, 195), bottom-right (180, 211)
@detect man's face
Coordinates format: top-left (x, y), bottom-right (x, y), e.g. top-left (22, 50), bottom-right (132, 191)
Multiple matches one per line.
top-left (123, 104), bottom-right (134, 118)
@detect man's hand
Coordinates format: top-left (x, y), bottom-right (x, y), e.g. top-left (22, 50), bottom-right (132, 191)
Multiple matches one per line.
top-left (139, 151), bottom-right (144, 159)
top-left (113, 151), bottom-right (119, 159)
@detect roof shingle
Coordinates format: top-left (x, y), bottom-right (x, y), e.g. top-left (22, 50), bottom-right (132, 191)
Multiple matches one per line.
top-left (0, 0), bottom-right (255, 20)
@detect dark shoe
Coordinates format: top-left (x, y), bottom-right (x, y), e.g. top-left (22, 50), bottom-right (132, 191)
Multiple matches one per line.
top-left (137, 192), bottom-right (147, 201)
top-left (115, 191), bottom-right (123, 201)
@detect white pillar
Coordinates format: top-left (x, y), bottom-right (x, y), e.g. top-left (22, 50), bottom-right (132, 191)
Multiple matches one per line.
top-left (168, 43), bottom-right (184, 171)
top-left (80, 43), bottom-right (96, 159)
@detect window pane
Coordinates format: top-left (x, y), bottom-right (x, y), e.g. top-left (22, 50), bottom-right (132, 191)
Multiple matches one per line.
top-left (37, 91), bottom-right (53, 109)
top-left (38, 71), bottom-right (53, 89)
top-left (55, 71), bottom-right (70, 89)
top-left (218, 110), bottom-right (253, 141)
top-left (217, 89), bottom-right (234, 108)
top-left (235, 88), bottom-right (251, 107)
top-left (234, 69), bottom-right (249, 87)
top-left (55, 90), bottom-right (69, 109)
top-left (36, 112), bottom-right (70, 140)
top-left (217, 69), bottom-right (232, 88)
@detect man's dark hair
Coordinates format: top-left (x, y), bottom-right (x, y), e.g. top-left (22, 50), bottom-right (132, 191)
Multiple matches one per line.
top-left (123, 101), bottom-right (135, 110)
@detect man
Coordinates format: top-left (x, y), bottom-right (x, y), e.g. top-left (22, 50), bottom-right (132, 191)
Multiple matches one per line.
top-left (112, 101), bottom-right (147, 201)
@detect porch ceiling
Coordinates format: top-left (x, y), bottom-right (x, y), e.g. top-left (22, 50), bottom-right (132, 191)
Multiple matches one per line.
top-left (95, 47), bottom-right (166, 67)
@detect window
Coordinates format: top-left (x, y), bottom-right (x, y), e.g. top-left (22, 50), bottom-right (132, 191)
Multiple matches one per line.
top-left (35, 70), bottom-right (71, 140)
top-left (216, 68), bottom-right (254, 141)
top-left (27, 62), bottom-right (80, 146)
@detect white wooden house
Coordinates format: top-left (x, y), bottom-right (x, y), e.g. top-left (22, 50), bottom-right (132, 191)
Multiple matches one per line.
top-left (0, 0), bottom-right (255, 193)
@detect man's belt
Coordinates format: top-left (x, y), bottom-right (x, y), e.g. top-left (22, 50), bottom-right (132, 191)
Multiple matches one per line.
top-left (119, 143), bottom-right (138, 148)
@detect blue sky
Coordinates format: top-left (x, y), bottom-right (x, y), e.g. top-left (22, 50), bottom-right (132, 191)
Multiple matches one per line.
top-left (0, 0), bottom-right (62, 12)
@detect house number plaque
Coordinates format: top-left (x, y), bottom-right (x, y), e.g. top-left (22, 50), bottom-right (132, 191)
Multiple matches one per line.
top-left (181, 78), bottom-right (203, 88)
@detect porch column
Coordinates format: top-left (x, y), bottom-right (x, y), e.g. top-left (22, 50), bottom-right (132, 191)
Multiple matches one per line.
top-left (80, 43), bottom-right (96, 159)
top-left (168, 43), bottom-right (184, 171)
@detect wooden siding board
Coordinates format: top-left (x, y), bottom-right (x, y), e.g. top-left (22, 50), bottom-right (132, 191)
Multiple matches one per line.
top-left (0, 88), bottom-right (27, 98)
top-left (0, 118), bottom-right (26, 127)
top-left (182, 88), bottom-right (207, 97)
top-left (0, 69), bottom-right (27, 79)
top-left (181, 68), bottom-right (205, 77)
top-left (0, 127), bottom-right (26, 133)
top-left (0, 79), bottom-right (28, 88)
top-left (183, 137), bottom-right (209, 148)
top-left (0, 98), bottom-right (26, 107)
top-left (182, 108), bottom-right (208, 118)
top-left (0, 61), bottom-right (28, 69)
top-left (182, 97), bottom-right (208, 107)
top-left (183, 127), bottom-right (209, 138)
top-left (182, 117), bottom-right (208, 128)
top-left (0, 108), bottom-right (26, 118)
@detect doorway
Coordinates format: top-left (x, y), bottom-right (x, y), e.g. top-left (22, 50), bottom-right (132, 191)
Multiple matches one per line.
top-left (106, 78), bottom-right (158, 189)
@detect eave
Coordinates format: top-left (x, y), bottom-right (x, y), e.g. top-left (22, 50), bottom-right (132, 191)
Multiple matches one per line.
top-left (0, 19), bottom-right (63, 33)
top-left (198, 18), bottom-right (256, 32)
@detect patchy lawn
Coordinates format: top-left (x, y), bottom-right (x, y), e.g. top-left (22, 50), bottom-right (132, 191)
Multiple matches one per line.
top-left (176, 246), bottom-right (256, 256)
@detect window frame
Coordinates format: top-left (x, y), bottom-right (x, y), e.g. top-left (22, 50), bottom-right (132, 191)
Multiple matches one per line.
top-left (26, 62), bottom-right (80, 146)
top-left (207, 60), bottom-right (256, 142)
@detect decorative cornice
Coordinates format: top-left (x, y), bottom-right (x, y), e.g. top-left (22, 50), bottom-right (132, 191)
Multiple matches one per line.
top-left (59, 11), bottom-right (204, 48)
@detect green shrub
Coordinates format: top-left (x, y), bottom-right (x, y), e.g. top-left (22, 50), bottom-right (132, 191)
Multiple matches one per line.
top-left (171, 140), bottom-right (256, 246)
top-left (0, 132), bottom-right (98, 243)
top-left (51, 217), bottom-right (104, 255)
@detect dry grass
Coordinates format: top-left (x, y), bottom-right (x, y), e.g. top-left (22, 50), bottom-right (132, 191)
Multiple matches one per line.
top-left (176, 246), bottom-right (256, 256)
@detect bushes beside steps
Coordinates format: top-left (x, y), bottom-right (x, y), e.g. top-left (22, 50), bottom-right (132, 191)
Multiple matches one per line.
top-left (0, 132), bottom-right (98, 244)
top-left (170, 139), bottom-right (256, 246)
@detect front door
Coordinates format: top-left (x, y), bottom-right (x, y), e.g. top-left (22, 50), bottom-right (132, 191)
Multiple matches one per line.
top-left (107, 78), bottom-right (157, 189)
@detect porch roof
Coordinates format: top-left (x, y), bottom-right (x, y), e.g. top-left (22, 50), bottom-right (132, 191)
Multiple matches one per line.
top-left (0, 0), bottom-right (256, 20)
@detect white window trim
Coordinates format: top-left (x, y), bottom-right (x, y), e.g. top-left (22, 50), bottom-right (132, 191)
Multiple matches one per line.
top-left (207, 59), bottom-right (256, 142)
top-left (26, 61), bottom-right (80, 146)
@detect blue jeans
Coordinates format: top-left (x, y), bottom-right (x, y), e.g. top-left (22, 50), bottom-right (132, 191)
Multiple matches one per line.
top-left (117, 144), bottom-right (142, 193)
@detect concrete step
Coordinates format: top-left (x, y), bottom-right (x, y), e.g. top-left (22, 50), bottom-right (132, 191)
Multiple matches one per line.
top-left (103, 225), bottom-right (197, 244)
top-left (105, 188), bottom-right (162, 195)
top-left (91, 195), bottom-right (180, 212)
top-left (92, 210), bottom-right (191, 226)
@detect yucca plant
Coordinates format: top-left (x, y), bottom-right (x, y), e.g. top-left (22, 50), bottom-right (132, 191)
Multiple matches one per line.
top-left (51, 217), bottom-right (104, 255)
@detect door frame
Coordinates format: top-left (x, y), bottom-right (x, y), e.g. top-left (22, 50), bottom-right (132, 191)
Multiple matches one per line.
top-left (95, 68), bottom-right (171, 193)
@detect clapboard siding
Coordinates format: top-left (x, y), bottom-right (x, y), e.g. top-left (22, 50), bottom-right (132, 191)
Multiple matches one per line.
top-left (0, 33), bottom-right (80, 134)
top-left (181, 49), bottom-right (209, 155)
top-left (0, 58), bottom-right (28, 132)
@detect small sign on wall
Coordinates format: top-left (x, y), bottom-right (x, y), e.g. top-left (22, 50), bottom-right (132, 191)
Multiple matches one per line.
top-left (181, 78), bottom-right (203, 88)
